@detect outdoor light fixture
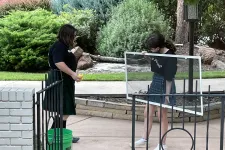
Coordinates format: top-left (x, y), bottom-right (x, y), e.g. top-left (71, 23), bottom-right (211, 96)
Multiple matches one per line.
top-left (184, 4), bottom-right (199, 21)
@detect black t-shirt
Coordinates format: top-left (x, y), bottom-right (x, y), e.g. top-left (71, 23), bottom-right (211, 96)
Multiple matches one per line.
top-left (151, 50), bottom-right (177, 81)
top-left (48, 40), bottom-right (77, 72)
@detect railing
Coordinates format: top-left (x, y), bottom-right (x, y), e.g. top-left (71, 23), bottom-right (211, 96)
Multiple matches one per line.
top-left (33, 70), bottom-right (63, 150)
top-left (131, 85), bottom-right (225, 150)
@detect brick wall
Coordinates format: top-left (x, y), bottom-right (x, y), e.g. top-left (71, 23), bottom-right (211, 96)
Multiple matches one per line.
top-left (76, 97), bottom-right (222, 123)
top-left (0, 87), bottom-right (34, 150)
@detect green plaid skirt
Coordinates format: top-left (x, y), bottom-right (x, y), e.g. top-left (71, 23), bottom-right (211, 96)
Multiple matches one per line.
top-left (148, 73), bottom-right (176, 106)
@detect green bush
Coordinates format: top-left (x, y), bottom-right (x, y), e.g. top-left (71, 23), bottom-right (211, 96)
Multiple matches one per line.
top-left (97, 0), bottom-right (172, 57)
top-left (59, 6), bottom-right (98, 54)
top-left (50, 0), bottom-right (122, 24)
top-left (198, 1), bottom-right (225, 47)
top-left (0, 8), bottom-right (97, 72)
top-left (0, 9), bottom-right (63, 72)
top-left (50, 0), bottom-right (123, 54)
top-left (149, 0), bottom-right (177, 39)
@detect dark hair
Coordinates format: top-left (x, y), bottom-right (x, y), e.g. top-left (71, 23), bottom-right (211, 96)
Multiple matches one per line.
top-left (57, 24), bottom-right (77, 48)
top-left (144, 31), bottom-right (176, 53)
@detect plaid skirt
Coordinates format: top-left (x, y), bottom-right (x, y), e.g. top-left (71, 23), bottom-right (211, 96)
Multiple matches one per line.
top-left (148, 73), bottom-right (176, 106)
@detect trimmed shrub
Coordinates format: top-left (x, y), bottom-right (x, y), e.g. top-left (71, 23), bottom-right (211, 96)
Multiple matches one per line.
top-left (0, 8), bottom-right (97, 71)
top-left (97, 0), bottom-right (172, 57)
top-left (0, 9), bottom-right (63, 72)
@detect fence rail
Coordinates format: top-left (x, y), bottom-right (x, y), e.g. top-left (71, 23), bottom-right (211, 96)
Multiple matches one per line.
top-left (33, 70), bottom-right (64, 150)
top-left (131, 84), bottom-right (225, 150)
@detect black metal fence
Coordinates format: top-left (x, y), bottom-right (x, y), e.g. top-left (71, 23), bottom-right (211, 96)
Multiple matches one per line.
top-left (33, 70), bottom-right (64, 150)
top-left (131, 81), bottom-right (225, 150)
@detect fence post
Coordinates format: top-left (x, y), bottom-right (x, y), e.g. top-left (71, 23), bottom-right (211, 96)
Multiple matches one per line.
top-left (36, 93), bottom-right (41, 150)
top-left (33, 94), bottom-right (36, 150)
top-left (131, 95), bottom-right (136, 150)
top-left (220, 96), bottom-right (225, 150)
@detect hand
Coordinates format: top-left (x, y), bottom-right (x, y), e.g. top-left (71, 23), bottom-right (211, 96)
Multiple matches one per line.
top-left (165, 96), bottom-right (170, 105)
top-left (71, 72), bottom-right (82, 82)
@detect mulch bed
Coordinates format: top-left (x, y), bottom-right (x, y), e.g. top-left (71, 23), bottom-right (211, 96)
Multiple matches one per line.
top-left (81, 95), bottom-right (222, 107)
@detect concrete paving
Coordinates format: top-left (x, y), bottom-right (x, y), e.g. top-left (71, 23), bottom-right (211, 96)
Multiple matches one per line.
top-left (1, 79), bottom-right (225, 149)
top-left (67, 115), bottom-right (224, 150)
top-left (1, 78), bottom-right (225, 94)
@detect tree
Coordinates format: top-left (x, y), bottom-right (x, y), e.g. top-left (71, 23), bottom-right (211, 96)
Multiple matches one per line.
top-left (175, 0), bottom-right (188, 44)
top-left (150, 0), bottom-right (177, 39)
top-left (199, 0), bottom-right (225, 49)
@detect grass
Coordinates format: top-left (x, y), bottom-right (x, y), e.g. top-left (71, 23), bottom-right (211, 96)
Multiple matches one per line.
top-left (0, 71), bottom-right (124, 81)
top-left (0, 71), bottom-right (225, 81)
top-left (0, 72), bottom-right (46, 81)
top-left (127, 71), bottom-right (225, 81)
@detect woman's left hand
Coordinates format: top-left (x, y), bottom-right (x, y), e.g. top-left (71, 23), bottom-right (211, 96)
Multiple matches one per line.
top-left (71, 72), bottom-right (82, 82)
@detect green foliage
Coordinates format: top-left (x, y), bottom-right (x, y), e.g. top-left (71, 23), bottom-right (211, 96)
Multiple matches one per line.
top-left (97, 0), bottom-right (172, 57)
top-left (50, 0), bottom-right (119, 53)
top-left (0, 0), bottom-right (50, 16)
top-left (50, 0), bottom-right (122, 24)
top-left (149, 0), bottom-right (225, 47)
top-left (58, 6), bottom-right (98, 53)
top-left (198, 1), bottom-right (225, 47)
top-left (149, 0), bottom-right (177, 39)
top-left (0, 8), bottom-right (97, 72)
top-left (0, 9), bottom-right (63, 72)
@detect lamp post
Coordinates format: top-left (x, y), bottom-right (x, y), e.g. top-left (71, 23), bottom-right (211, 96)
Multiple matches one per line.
top-left (184, 3), bottom-right (199, 94)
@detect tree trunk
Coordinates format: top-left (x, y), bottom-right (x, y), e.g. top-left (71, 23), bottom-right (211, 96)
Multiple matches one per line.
top-left (87, 53), bottom-right (125, 63)
top-left (175, 0), bottom-right (189, 44)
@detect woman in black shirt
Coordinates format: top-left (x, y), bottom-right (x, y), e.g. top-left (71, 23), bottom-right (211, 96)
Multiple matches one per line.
top-left (132, 32), bottom-right (177, 150)
top-left (45, 24), bottom-right (82, 143)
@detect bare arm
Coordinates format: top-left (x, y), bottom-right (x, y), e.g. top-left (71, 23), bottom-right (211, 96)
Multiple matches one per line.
top-left (55, 62), bottom-right (80, 81)
top-left (164, 58), bottom-right (177, 103)
top-left (165, 80), bottom-right (172, 103)
top-left (165, 80), bottom-right (172, 95)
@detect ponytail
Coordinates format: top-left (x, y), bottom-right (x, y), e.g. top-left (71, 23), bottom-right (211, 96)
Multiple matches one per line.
top-left (165, 40), bottom-right (176, 53)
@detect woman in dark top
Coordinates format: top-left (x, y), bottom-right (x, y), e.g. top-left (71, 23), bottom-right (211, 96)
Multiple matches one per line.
top-left (47, 24), bottom-right (82, 143)
top-left (132, 32), bottom-right (177, 150)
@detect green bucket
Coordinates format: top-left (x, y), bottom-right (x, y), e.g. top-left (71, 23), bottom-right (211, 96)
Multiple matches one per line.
top-left (47, 128), bottom-right (73, 150)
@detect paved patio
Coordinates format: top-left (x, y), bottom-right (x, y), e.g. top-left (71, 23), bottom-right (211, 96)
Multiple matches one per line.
top-left (1, 78), bottom-right (225, 95)
top-left (1, 80), bottom-right (225, 149)
top-left (67, 115), bottom-right (224, 150)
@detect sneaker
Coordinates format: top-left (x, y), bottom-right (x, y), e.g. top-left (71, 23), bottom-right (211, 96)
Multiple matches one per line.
top-left (72, 137), bottom-right (80, 143)
top-left (129, 138), bottom-right (150, 148)
top-left (154, 144), bottom-right (167, 150)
